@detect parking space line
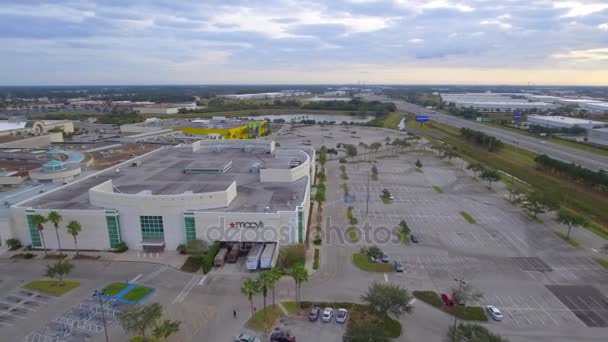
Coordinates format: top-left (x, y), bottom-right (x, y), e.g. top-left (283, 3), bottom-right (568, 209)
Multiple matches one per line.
top-left (0, 320), bottom-right (12, 326)
top-left (562, 296), bottom-right (600, 327)
top-left (506, 296), bottom-right (532, 325)
top-left (529, 296), bottom-right (559, 326)
top-left (518, 296), bottom-right (545, 326)
top-left (0, 310), bottom-right (25, 319)
top-left (0, 300), bottom-right (37, 312)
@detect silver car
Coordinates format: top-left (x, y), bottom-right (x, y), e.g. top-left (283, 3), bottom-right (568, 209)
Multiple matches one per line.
top-left (321, 307), bottom-right (333, 322)
top-left (336, 308), bottom-right (348, 323)
top-left (486, 305), bottom-right (503, 321)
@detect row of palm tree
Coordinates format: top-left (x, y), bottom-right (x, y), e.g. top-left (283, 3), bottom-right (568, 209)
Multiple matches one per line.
top-left (358, 142), bottom-right (383, 162)
top-left (240, 263), bottom-right (309, 321)
top-left (30, 212), bottom-right (82, 256)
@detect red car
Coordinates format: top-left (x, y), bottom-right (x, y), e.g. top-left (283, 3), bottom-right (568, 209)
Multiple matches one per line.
top-left (441, 293), bottom-right (454, 306)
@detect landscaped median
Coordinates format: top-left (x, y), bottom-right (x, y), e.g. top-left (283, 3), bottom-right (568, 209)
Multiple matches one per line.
top-left (283, 301), bottom-right (402, 338)
top-left (352, 253), bottom-right (393, 272)
top-left (413, 291), bottom-right (487, 322)
top-left (24, 279), bottom-right (80, 296)
top-left (102, 282), bottom-right (155, 304)
top-left (245, 304), bottom-right (285, 332)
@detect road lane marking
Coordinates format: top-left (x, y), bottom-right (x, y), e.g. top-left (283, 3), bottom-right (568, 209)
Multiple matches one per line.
top-left (172, 274), bottom-right (202, 304)
top-left (384, 274), bottom-right (388, 282)
top-left (197, 275), bottom-right (208, 286)
top-left (129, 274), bottom-right (143, 283)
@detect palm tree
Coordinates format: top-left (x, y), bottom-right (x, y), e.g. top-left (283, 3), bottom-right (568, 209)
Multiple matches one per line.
top-left (256, 271), bottom-right (275, 322)
top-left (31, 214), bottom-right (48, 256)
top-left (269, 268), bottom-right (282, 306)
top-left (47, 211), bottom-right (63, 256)
top-left (290, 263), bottom-right (309, 308)
top-left (66, 220), bottom-right (82, 256)
top-left (241, 278), bottom-right (260, 317)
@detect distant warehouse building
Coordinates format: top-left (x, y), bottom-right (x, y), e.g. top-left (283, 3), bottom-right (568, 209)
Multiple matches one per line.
top-left (178, 117), bottom-right (267, 139)
top-left (440, 93), bottom-right (555, 112)
top-left (526, 115), bottom-right (607, 131)
top-left (133, 102), bottom-right (197, 115)
top-left (589, 128), bottom-right (608, 146)
top-left (8, 139), bottom-right (314, 252)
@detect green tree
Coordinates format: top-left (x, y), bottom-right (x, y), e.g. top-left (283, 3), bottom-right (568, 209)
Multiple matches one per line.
top-left (522, 192), bottom-right (548, 219)
top-left (290, 263), bottom-right (309, 308)
top-left (47, 211), bottom-right (63, 256)
top-left (371, 165), bottom-right (378, 176)
top-left (45, 260), bottom-right (74, 285)
top-left (118, 302), bottom-right (163, 341)
top-left (480, 169), bottom-right (501, 189)
top-left (448, 323), bottom-right (509, 342)
top-left (256, 271), bottom-right (275, 322)
top-left (31, 214), bottom-right (48, 256)
top-left (466, 163), bottom-right (485, 177)
top-left (66, 220), bottom-right (82, 256)
top-left (398, 220), bottom-right (410, 235)
top-left (451, 283), bottom-right (483, 307)
top-left (557, 207), bottom-right (588, 240)
top-left (344, 321), bottom-right (390, 342)
top-left (268, 268), bottom-right (282, 306)
top-left (153, 319), bottom-right (181, 342)
top-left (318, 145), bottom-right (328, 166)
top-left (314, 183), bottom-right (326, 210)
top-left (241, 278), bottom-right (260, 317)
top-left (361, 282), bottom-right (412, 318)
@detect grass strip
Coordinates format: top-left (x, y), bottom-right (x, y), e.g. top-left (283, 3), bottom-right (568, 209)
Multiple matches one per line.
top-left (433, 185), bottom-right (444, 193)
top-left (245, 304), bottom-right (285, 332)
top-left (103, 282), bottom-right (128, 296)
top-left (554, 231), bottom-right (580, 247)
top-left (460, 211), bottom-right (476, 224)
top-left (24, 280), bottom-right (80, 296)
top-left (352, 253), bottom-right (394, 272)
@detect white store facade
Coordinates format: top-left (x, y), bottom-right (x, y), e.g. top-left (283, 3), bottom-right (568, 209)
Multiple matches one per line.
top-left (8, 140), bottom-right (314, 252)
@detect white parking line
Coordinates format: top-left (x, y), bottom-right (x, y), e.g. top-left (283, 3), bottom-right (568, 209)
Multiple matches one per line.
top-left (197, 275), bottom-right (208, 286)
top-left (172, 274), bottom-right (203, 304)
top-left (506, 296), bottom-right (532, 325)
top-left (518, 296), bottom-right (545, 325)
top-left (529, 296), bottom-right (559, 326)
top-left (384, 274), bottom-right (388, 282)
top-left (129, 274), bottom-right (143, 283)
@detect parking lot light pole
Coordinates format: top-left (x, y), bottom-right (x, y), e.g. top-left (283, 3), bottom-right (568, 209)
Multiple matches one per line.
top-left (365, 171), bottom-right (370, 217)
top-left (451, 278), bottom-right (466, 342)
top-left (94, 290), bottom-right (110, 342)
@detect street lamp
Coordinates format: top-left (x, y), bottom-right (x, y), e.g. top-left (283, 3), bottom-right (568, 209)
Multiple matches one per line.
top-left (451, 278), bottom-right (466, 342)
top-left (94, 290), bottom-right (110, 342)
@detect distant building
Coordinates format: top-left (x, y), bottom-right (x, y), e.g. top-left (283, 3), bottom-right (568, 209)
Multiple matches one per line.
top-left (526, 115), bottom-right (607, 131)
top-left (0, 120), bottom-right (74, 137)
top-left (133, 102), bottom-right (197, 115)
top-left (120, 117), bottom-right (267, 139)
top-left (218, 90), bottom-right (311, 100)
top-left (440, 93), bottom-right (555, 112)
top-left (588, 128), bottom-right (608, 146)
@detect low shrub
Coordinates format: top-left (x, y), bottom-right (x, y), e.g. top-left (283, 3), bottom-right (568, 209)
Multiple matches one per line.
top-left (277, 244), bottom-right (306, 269)
top-left (7, 238), bottom-right (22, 251)
top-left (202, 241), bottom-right (221, 274)
top-left (313, 249), bottom-right (320, 270)
top-left (113, 242), bottom-right (128, 253)
top-left (177, 243), bottom-right (187, 255)
top-left (24, 253), bottom-right (35, 259)
top-left (313, 235), bottom-right (322, 245)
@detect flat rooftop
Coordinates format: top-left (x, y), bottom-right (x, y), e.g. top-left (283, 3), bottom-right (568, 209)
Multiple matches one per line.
top-left (20, 144), bottom-right (312, 212)
top-left (527, 115), bottom-right (606, 125)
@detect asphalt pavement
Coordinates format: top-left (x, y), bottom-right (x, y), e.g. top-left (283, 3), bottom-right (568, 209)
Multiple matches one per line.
top-left (366, 95), bottom-right (608, 172)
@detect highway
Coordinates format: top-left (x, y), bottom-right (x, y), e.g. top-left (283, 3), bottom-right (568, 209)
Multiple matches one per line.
top-left (371, 95), bottom-right (608, 172)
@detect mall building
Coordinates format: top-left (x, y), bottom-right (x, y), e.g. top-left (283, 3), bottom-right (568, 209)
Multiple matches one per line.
top-left (8, 139), bottom-right (314, 252)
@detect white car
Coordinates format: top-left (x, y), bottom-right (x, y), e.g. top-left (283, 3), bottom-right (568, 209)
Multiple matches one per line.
top-left (321, 308), bottom-right (333, 322)
top-left (486, 305), bottom-right (503, 321)
top-left (235, 332), bottom-right (261, 342)
top-left (336, 308), bottom-right (348, 323)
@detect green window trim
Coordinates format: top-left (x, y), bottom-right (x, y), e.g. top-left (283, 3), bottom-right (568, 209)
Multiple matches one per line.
top-left (140, 216), bottom-right (164, 239)
top-left (106, 215), bottom-right (122, 248)
top-left (26, 214), bottom-right (42, 247)
top-left (297, 206), bottom-right (303, 243)
top-left (184, 216), bottom-right (196, 243)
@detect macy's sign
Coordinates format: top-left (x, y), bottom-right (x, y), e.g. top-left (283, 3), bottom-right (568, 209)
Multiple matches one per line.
top-left (229, 221), bottom-right (264, 229)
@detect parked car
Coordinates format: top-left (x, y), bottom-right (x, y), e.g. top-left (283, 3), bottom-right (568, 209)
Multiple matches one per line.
top-left (309, 307), bottom-right (320, 321)
top-left (235, 333), bottom-right (260, 342)
top-left (486, 305), bottom-right (503, 321)
top-left (441, 293), bottom-right (454, 306)
top-left (388, 194), bottom-right (395, 200)
top-left (321, 308), bottom-right (334, 322)
top-left (410, 234), bottom-right (419, 243)
top-left (381, 254), bottom-right (390, 263)
top-left (336, 308), bottom-right (348, 323)
top-left (270, 331), bottom-right (295, 342)
top-left (394, 261), bottom-right (404, 272)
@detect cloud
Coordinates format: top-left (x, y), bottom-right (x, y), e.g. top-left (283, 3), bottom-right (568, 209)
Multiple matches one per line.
top-left (553, 1), bottom-right (608, 18)
top-left (480, 19), bottom-right (512, 29)
top-left (0, 0), bottom-right (607, 85)
top-left (553, 48), bottom-right (608, 61)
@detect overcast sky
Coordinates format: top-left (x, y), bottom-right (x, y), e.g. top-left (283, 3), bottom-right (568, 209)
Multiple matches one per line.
top-left (1, 0), bottom-right (608, 85)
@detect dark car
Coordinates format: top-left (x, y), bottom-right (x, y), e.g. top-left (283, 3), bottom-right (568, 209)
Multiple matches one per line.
top-left (394, 261), bottom-right (404, 272)
top-left (309, 307), bottom-right (320, 321)
top-left (410, 234), bottom-right (419, 243)
top-left (381, 254), bottom-right (390, 263)
top-left (270, 331), bottom-right (295, 342)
